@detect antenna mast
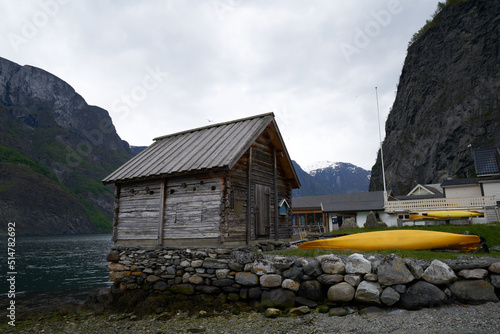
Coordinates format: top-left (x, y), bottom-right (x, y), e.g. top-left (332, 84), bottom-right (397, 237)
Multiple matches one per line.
top-left (375, 87), bottom-right (387, 201)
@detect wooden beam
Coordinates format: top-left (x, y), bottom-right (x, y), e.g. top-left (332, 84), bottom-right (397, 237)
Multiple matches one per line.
top-left (112, 184), bottom-right (121, 242)
top-left (273, 147), bottom-right (279, 241)
top-left (157, 178), bottom-right (167, 245)
top-left (246, 146), bottom-right (252, 244)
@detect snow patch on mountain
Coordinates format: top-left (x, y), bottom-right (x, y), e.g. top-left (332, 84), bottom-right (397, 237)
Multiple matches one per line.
top-left (303, 161), bottom-right (339, 176)
top-left (292, 160), bottom-right (371, 197)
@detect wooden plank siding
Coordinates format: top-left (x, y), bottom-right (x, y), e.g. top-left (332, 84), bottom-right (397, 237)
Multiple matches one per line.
top-left (225, 131), bottom-right (293, 243)
top-left (116, 180), bottom-right (162, 240)
top-left (162, 175), bottom-right (222, 240)
top-left (113, 154), bottom-right (292, 245)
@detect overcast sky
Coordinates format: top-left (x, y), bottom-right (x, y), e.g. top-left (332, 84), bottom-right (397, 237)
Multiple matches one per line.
top-left (1, 0), bottom-right (439, 170)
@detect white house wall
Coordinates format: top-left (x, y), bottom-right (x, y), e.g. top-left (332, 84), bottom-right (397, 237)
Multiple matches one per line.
top-left (379, 212), bottom-right (398, 226)
top-left (482, 182), bottom-right (500, 200)
top-left (324, 211), bottom-right (399, 230)
top-left (445, 185), bottom-right (482, 198)
top-left (356, 211), bottom-right (398, 228)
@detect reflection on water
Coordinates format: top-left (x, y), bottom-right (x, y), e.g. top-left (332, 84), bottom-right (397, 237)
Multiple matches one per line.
top-left (0, 234), bottom-right (113, 294)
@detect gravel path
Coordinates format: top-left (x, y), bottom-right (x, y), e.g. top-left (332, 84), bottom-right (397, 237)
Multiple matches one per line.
top-left (5, 302), bottom-right (500, 334)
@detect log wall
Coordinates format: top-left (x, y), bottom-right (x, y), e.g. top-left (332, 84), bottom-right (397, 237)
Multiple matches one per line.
top-left (163, 174), bottom-right (222, 241)
top-left (116, 180), bottom-right (162, 241)
top-left (225, 131), bottom-right (293, 243)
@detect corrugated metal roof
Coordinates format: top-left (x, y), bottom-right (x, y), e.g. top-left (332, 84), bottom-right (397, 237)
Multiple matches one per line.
top-left (103, 113), bottom-right (299, 185)
top-left (441, 178), bottom-right (478, 187)
top-left (474, 147), bottom-right (500, 176)
top-left (292, 191), bottom-right (385, 212)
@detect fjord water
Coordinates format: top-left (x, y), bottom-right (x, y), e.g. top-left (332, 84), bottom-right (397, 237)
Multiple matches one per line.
top-left (1, 234), bottom-right (113, 295)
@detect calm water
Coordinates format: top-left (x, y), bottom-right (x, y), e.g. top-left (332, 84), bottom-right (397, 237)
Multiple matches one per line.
top-left (0, 234), bottom-right (113, 295)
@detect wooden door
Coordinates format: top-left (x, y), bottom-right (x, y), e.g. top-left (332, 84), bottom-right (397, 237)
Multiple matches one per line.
top-left (255, 184), bottom-right (270, 237)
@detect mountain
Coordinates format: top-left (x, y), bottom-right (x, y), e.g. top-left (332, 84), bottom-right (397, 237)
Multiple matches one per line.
top-left (130, 146), bottom-right (148, 155)
top-left (293, 161), bottom-right (370, 197)
top-left (0, 57), bottom-right (134, 235)
top-left (369, 0), bottom-right (500, 195)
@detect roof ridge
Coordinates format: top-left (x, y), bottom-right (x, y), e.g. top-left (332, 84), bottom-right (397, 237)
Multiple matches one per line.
top-left (153, 112), bottom-right (275, 141)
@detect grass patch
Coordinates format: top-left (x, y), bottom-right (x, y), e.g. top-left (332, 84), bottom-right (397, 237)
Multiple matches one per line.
top-left (0, 144), bottom-right (59, 182)
top-left (274, 223), bottom-right (500, 260)
top-left (80, 199), bottom-right (112, 233)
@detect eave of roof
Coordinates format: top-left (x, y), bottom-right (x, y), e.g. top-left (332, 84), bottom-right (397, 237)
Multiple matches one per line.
top-left (441, 178), bottom-right (479, 187)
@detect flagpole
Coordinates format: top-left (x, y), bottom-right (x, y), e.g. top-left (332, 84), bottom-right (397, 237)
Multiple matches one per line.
top-left (375, 87), bottom-right (387, 201)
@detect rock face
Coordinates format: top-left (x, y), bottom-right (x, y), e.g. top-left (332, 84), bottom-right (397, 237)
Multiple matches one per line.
top-left (346, 254), bottom-right (372, 274)
top-left (400, 281), bottom-right (447, 310)
top-left (364, 211), bottom-right (379, 229)
top-left (422, 260), bottom-right (457, 285)
top-left (261, 289), bottom-right (295, 309)
top-left (355, 281), bottom-right (382, 304)
top-left (0, 57), bottom-right (133, 234)
top-left (449, 280), bottom-right (499, 304)
top-left (377, 254), bottom-right (415, 286)
top-left (317, 254), bottom-right (345, 274)
top-left (328, 282), bottom-right (355, 302)
top-left (380, 287), bottom-right (400, 306)
top-left (370, 0), bottom-right (500, 194)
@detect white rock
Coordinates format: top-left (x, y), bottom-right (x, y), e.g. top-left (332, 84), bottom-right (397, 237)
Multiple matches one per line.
top-left (422, 260), bottom-right (457, 285)
top-left (346, 254), bottom-right (372, 274)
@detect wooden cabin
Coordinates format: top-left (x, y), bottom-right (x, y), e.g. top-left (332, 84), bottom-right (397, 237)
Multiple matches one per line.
top-left (102, 113), bottom-right (300, 247)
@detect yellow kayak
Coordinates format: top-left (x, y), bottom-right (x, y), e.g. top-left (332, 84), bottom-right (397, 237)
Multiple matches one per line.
top-left (424, 211), bottom-right (483, 218)
top-left (410, 211), bottom-right (483, 220)
top-left (297, 230), bottom-right (482, 251)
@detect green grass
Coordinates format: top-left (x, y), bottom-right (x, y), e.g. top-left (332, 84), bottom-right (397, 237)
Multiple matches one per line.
top-left (0, 144), bottom-right (59, 182)
top-left (273, 223), bottom-right (500, 260)
top-left (80, 199), bottom-right (113, 233)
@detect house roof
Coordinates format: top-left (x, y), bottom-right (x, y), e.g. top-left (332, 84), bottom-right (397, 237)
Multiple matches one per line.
top-left (392, 193), bottom-right (444, 201)
top-left (292, 195), bottom-right (335, 210)
top-left (474, 147), bottom-right (500, 176)
top-left (293, 191), bottom-right (385, 213)
top-left (103, 112), bottom-right (300, 187)
top-left (407, 184), bottom-right (443, 196)
top-left (441, 178), bottom-right (478, 187)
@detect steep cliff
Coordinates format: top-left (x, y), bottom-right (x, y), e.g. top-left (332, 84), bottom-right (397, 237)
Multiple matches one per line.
top-left (370, 0), bottom-right (500, 195)
top-left (0, 57), bottom-right (133, 234)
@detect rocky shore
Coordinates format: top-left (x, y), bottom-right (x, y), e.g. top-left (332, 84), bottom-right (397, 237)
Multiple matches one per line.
top-left (3, 299), bottom-right (500, 333)
top-left (103, 244), bottom-right (500, 315)
top-left (2, 248), bottom-right (500, 333)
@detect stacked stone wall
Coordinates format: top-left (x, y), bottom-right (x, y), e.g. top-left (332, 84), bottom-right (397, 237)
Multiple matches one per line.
top-left (106, 245), bottom-right (500, 313)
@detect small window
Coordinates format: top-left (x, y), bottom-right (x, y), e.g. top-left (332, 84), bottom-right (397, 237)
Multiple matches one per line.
top-left (299, 214), bottom-right (305, 226)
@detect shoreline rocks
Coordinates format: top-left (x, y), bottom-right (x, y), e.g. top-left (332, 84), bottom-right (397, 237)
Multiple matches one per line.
top-left (104, 246), bottom-right (500, 315)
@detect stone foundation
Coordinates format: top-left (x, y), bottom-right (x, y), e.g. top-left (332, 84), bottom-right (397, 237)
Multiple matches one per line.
top-left (105, 244), bottom-right (500, 314)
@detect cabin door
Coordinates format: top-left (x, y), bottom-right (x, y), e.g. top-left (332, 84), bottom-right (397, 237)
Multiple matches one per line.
top-left (255, 184), bottom-right (271, 237)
